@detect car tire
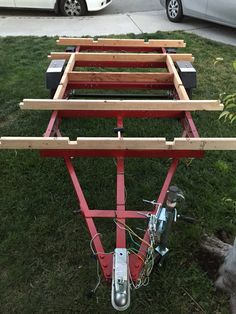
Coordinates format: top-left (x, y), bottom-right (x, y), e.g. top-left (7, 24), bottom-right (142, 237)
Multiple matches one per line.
top-left (60, 0), bottom-right (87, 16)
top-left (166, 0), bottom-right (183, 22)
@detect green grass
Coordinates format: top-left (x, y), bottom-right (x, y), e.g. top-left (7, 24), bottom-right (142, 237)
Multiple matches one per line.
top-left (0, 33), bottom-right (236, 313)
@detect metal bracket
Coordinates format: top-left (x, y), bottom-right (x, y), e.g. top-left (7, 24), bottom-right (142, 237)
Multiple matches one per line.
top-left (155, 246), bottom-right (169, 257)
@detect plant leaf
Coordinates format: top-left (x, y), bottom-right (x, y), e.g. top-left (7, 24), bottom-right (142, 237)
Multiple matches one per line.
top-left (230, 115), bottom-right (236, 123)
top-left (219, 111), bottom-right (230, 120)
top-left (225, 103), bottom-right (236, 109)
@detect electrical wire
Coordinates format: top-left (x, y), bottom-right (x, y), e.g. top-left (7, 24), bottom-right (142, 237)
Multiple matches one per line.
top-left (91, 258), bottom-right (101, 293)
top-left (89, 233), bottom-right (114, 294)
top-left (114, 218), bottom-right (155, 287)
top-left (129, 249), bottom-right (145, 263)
top-left (89, 223), bottom-right (156, 293)
top-left (115, 220), bottom-right (141, 248)
top-left (114, 219), bottom-right (151, 248)
top-left (113, 219), bottom-right (157, 290)
top-left (90, 233), bottom-right (114, 256)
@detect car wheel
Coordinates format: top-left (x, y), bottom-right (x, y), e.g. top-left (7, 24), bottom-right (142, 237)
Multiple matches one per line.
top-left (60, 0), bottom-right (87, 16)
top-left (166, 0), bottom-right (183, 22)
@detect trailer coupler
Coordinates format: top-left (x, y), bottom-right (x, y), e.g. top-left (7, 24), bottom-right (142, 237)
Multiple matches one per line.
top-left (111, 248), bottom-right (130, 311)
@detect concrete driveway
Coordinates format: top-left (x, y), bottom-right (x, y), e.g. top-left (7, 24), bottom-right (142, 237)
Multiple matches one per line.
top-left (0, 9), bottom-right (235, 46)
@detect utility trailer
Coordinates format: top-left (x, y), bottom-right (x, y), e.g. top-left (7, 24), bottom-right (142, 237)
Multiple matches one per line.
top-left (0, 37), bottom-right (234, 311)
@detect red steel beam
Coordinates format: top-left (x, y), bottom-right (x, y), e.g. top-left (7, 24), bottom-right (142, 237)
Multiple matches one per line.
top-left (75, 61), bottom-right (166, 68)
top-left (78, 46), bottom-right (163, 53)
top-left (64, 158), bottom-right (90, 216)
top-left (58, 110), bottom-right (182, 119)
top-left (64, 157), bottom-right (113, 279)
top-left (40, 149), bottom-right (204, 159)
top-left (85, 210), bottom-right (150, 219)
top-left (184, 111), bottom-right (200, 138)
top-left (116, 116), bottom-right (126, 248)
top-left (44, 110), bottom-right (60, 137)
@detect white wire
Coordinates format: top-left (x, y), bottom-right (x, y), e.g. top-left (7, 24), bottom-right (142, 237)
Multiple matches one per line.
top-left (89, 233), bottom-right (114, 294)
top-left (90, 233), bottom-right (114, 255)
top-left (91, 258), bottom-right (101, 293)
top-left (90, 225), bottom-right (156, 291)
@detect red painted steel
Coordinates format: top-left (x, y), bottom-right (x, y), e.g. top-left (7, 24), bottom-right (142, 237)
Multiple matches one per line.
top-left (65, 157), bottom-right (113, 278)
top-left (116, 116), bottom-right (126, 248)
top-left (58, 110), bottom-right (182, 119)
top-left (184, 111), bottom-right (200, 138)
top-left (64, 157), bottom-right (90, 216)
top-left (40, 149), bottom-right (204, 159)
top-left (75, 61), bottom-right (167, 68)
top-left (42, 43), bottom-right (203, 282)
top-left (44, 110), bottom-right (60, 137)
top-left (79, 46), bottom-right (163, 53)
top-left (84, 210), bottom-right (150, 219)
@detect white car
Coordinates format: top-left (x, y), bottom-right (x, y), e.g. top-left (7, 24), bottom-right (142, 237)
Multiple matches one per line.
top-left (160, 0), bottom-right (236, 28)
top-left (0, 0), bottom-right (112, 16)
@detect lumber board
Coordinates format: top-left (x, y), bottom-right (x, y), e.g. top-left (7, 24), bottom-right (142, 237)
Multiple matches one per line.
top-left (0, 137), bottom-right (70, 149)
top-left (166, 54), bottom-right (189, 100)
top-left (48, 52), bottom-right (194, 63)
top-left (173, 138), bottom-right (236, 150)
top-left (57, 37), bottom-right (186, 48)
top-left (1, 137), bottom-right (236, 151)
top-left (53, 76), bottom-right (68, 100)
top-left (67, 71), bottom-right (173, 83)
top-left (20, 99), bottom-right (224, 112)
top-left (53, 53), bottom-right (76, 100)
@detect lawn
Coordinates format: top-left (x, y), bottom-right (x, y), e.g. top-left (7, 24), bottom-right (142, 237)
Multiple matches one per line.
top-left (0, 33), bottom-right (236, 313)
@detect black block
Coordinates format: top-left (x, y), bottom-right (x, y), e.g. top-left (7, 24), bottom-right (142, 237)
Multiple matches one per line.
top-left (175, 61), bottom-right (197, 89)
top-left (66, 46), bottom-right (76, 53)
top-left (46, 59), bottom-right (66, 90)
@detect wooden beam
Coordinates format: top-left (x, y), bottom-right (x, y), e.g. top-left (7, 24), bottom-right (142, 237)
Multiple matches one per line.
top-left (53, 53), bottom-right (76, 100)
top-left (1, 137), bottom-right (236, 151)
top-left (0, 137), bottom-right (71, 149)
top-left (48, 52), bottom-right (194, 63)
top-left (67, 71), bottom-right (173, 83)
top-left (166, 54), bottom-right (189, 100)
top-left (173, 138), bottom-right (236, 150)
top-left (20, 99), bottom-right (224, 112)
top-left (56, 37), bottom-right (186, 48)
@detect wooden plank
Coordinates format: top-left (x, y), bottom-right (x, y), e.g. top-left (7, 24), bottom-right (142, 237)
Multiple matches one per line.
top-left (173, 138), bottom-right (236, 150)
top-left (57, 37), bottom-right (186, 48)
top-left (166, 54), bottom-right (189, 100)
top-left (74, 53), bottom-right (192, 62)
top-left (0, 137), bottom-right (71, 149)
top-left (20, 99), bottom-right (224, 111)
top-left (53, 76), bottom-right (68, 100)
top-left (0, 137), bottom-right (166, 150)
top-left (48, 52), bottom-right (194, 63)
top-left (1, 137), bottom-right (236, 150)
top-left (67, 71), bottom-right (173, 83)
top-left (49, 52), bottom-right (72, 60)
top-left (53, 53), bottom-right (76, 100)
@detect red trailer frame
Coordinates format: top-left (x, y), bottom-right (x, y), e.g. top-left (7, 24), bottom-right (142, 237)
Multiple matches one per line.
top-left (0, 37), bottom-right (227, 310)
top-left (42, 38), bottom-right (202, 282)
